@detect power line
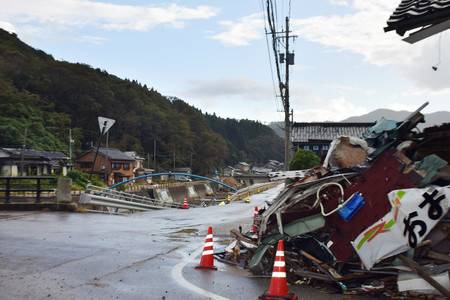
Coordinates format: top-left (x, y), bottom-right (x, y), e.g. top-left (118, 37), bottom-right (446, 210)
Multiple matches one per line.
top-left (260, 0), bottom-right (278, 99)
top-left (264, 0), bottom-right (296, 171)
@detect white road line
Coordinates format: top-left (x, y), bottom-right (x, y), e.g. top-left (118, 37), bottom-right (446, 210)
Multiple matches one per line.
top-left (171, 244), bottom-right (230, 300)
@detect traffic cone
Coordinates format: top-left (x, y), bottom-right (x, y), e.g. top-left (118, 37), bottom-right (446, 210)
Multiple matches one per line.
top-left (253, 206), bottom-right (258, 233)
top-left (246, 193), bottom-right (250, 203)
top-left (227, 195), bottom-right (231, 203)
top-left (195, 227), bottom-right (217, 270)
top-left (183, 196), bottom-right (188, 209)
top-left (259, 240), bottom-right (297, 300)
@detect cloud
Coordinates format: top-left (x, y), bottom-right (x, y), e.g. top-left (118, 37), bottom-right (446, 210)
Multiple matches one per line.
top-left (329, 0), bottom-right (349, 6)
top-left (183, 76), bottom-right (271, 100)
top-left (291, 4), bottom-right (419, 67)
top-left (0, 21), bottom-right (15, 33)
top-left (209, 13), bottom-right (264, 46)
top-left (170, 76), bottom-right (277, 120)
top-left (386, 102), bottom-right (418, 112)
top-left (0, 0), bottom-right (219, 35)
top-left (75, 36), bottom-right (111, 45)
top-left (294, 97), bottom-right (368, 122)
top-left (290, 0), bottom-right (450, 92)
top-left (396, 32), bottom-right (450, 92)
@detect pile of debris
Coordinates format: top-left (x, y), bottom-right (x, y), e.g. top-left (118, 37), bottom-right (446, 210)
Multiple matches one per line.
top-left (224, 103), bottom-right (450, 299)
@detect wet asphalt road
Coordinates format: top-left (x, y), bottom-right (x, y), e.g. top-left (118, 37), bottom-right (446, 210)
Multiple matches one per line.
top-left (0, 184), bottom-right (381, 300)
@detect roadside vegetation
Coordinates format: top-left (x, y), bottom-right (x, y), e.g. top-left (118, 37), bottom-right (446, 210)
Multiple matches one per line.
top-left (0, 29), bottom-right (283, 176)
top-left (289, 149), bottom-right (321, 170)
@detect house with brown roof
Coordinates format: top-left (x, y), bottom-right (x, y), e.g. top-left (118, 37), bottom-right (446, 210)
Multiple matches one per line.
top-left (76, 147), bottom-right (134, 186)
top-left (291, 122), bottom-right (375, 158)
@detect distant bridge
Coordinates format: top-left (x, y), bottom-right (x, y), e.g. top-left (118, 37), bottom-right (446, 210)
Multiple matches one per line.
top-left (108, 173), bottom-right (237, 192)
top-left (80, 173), bottom-right (277, 214)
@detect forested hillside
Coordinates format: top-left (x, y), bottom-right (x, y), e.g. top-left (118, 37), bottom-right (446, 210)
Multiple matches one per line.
top-left (0, 29), bottom-right (283, 175)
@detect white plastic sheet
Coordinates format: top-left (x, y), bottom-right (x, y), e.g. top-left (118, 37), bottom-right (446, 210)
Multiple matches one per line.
top-left (352, 186), bottom-right (450, 270)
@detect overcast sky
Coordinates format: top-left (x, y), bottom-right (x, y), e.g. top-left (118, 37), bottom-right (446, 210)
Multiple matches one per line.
top-left (1, 0), bottom-right (449, 124)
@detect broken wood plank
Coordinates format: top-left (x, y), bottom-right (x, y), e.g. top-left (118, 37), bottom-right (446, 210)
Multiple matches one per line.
top-left (229, 228), bottom-right (257, 245)
top-left (397, 254), bottom-right (450, 298)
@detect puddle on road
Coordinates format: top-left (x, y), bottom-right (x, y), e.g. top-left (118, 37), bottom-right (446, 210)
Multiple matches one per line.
top-left (0, 214), bottom-right (32, 220)
top-left (167, 228), bottom-right (199, 240)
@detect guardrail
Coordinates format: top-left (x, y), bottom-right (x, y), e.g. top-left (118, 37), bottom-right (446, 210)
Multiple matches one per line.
top-left (80, 181), bottom-right (281, 214)
top-left (0, 176), bottom-right (56, 203)
top-left (79, 184), bottom-right (188, 213)
top-left (230, 182), bottom-right (279, 201)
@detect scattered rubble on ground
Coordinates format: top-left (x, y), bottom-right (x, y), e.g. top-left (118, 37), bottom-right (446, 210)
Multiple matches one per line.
top-left (219, 103), bottom-right (450, 299)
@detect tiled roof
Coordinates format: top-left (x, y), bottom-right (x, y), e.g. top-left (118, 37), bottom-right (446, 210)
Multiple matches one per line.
top-left (291, 122), bottom-right (375, 143)
top-left (1, 148), bottom-right (68, 159)
top-left (385, 0), bottom-right (450, 36)
top-left (252, 167), bottom-right (272, 173)
top-left (0, 148), bottom-right (68, 165)
top-left (1, 148), bottom-right (43, 157)
top-left (98, 147), bottom-right (134, 161)
top-left (42, 151), bottom-right (69, 160)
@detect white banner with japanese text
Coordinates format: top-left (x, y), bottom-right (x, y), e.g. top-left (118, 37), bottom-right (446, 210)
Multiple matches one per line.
top-left (352, 186), bottom-right (449, 270)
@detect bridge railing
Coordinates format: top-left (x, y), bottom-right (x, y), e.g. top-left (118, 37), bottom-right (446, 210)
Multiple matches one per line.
top-left (79, 184), bottom-right (187, 213)
top-left (230, 182), bottom-right (279, 201)
top-left (0, 176), bottom-right (56, 203)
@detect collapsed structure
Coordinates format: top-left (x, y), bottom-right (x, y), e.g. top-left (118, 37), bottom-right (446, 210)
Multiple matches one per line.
top-left (225, 103), bottom-right (450, 298)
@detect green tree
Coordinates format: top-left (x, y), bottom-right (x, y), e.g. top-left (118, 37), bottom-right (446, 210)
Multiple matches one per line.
top-left (0, 28), bottom-right (285, 177)
top-left (289, 149), bottom-right (320, 170)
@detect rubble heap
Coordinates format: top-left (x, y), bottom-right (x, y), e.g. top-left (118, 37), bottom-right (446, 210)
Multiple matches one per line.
top-left (224, 103), bottom-right (450, 299)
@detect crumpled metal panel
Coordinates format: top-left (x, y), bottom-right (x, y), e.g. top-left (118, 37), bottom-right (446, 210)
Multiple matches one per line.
top-left (249, 213), bottom-right (325, 274)
top-left (325, 149), bottom-right (423, 260)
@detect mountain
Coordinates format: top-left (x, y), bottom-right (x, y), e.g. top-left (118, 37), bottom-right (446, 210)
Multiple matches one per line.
top-left (341, 109), bottom-right (450, 129)
top-left (0, 29), bottom-right (283, 175)
top-left (269, 108), bottom-right (449, 137)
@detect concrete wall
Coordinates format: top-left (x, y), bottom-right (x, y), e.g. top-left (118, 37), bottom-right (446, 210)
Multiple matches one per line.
top-left (154, 188), bottom-right (173, 203)
top-left (169, 184), bottom-right (189, 203)
top-left (152, 182), bottom-right (215, 203)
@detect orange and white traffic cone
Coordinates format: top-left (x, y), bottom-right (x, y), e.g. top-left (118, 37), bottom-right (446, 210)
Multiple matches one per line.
top-left (183, 196), bottom-right (188, 209)
top-left (259, 240), bottom-right (297, 300)
top-left (253, 206), bottom-right (258, 233)
top-left (195, 226), bottom-right (217, 270)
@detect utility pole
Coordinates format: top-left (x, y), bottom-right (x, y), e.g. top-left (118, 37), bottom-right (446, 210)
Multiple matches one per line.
top-left (173, 150), bottom-right (176, 172)
top-left (284, 16), bottom-right (291, 171)
top-left (104, 131), bottom-right (109, 183)
top-left (69, 129), bottom-right (74, 171)
top-left (266, 2), bottom-right (296, 171)
top-left (153, 139), bottom-right (156, 171)
top-left (89, 117), bottom-right (115, 181)
top-left (21, 127), bottom-right (27, 176)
